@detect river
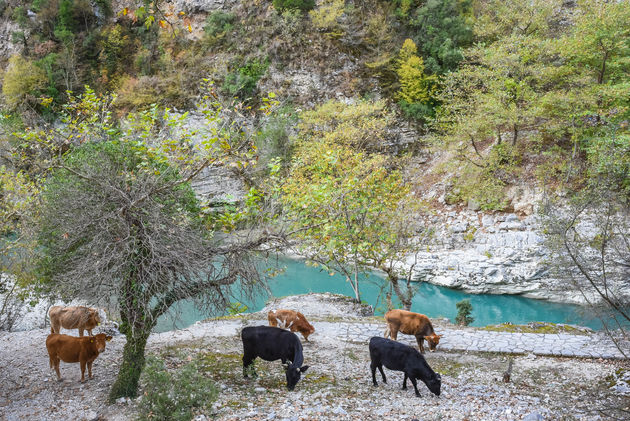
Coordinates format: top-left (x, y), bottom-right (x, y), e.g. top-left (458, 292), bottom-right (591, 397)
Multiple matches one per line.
top-left (155, 257), bottom-right (616, 332)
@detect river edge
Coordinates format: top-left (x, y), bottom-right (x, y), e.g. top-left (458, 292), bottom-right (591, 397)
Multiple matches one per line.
top-left (1, 293), bottom-right (628, 421)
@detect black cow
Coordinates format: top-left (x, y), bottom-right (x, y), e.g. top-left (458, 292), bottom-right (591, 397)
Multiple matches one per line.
top-left (369, 336), bottom-right (441, 397)
top-left (241, 326), bottom-right (310, 391)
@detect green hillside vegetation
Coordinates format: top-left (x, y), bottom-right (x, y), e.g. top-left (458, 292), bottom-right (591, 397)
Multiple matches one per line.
top-left (0, 0), bottom-right (627, 209)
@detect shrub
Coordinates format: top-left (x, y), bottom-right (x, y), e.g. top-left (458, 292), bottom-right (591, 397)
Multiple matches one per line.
top-left (221, 58), bottom-right (269, 99)
top-left (138, 356), bottom-right (218, 421)
top-left (2, 55), bottom-right (47, 110)
top-left (309, 0), bottom-right (344, 34)
top-left (273, 0), bottom-right (315, 13)
top-left (204, 10), bottom-right (236, 37)
top-left (455, 299), bottom-right (474, 326)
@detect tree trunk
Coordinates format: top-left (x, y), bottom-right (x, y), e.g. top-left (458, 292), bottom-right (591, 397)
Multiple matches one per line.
top-left (390, 276), bottom-right (412, 311)
top-left (347, 271), bottom-right (361, 303)
top-left (108, 326), bottom-right (151, 401)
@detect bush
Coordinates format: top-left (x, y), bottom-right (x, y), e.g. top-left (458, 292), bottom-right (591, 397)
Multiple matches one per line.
top-left (455, 299), bottom-right (474, 326)
top-left (221, 58), bottom-right (269, 99)
top-left (138, 356), bottom-right (218, 421)
top-left (273, 0), bottom-right (315, 13)
top-left (204, 10), bottom-right (236, 37)
top-left (2, 55), bottom-right (47, 111)
top-left (309, 0), bottom-right (344, 34)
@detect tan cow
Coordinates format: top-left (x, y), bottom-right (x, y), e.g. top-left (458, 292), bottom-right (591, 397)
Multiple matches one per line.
top-left (384, 309), bottom-right (443, 353)
top-left (49, 305), bottom-right (101, 337)
top-left (46, 333), bottom-right (112, 382)
top-left (267, 309), bottom-right (315, 341)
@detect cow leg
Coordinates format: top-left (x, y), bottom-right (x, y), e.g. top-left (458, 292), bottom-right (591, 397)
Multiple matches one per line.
top-left (80, 360), bottom-right (86, 382)
top-left (52, 358), bottom-right (62, 381)
top-left (409, 377), bottom-right (421, 397)
top-left (416, 336), bottom-right (425, 353)
top-left (402, 373), bottom-right (408, 390)
top-left (242, 355), bottom-right (257, 378)
top-left (79, 328), bottom-right (84, 337)
top-left (377, 364), bottom-right (386, 384)
top-left (390, 328), bottom-right (398, 341)
top-left (370, 362), bottom-right (378, 386)
top-left (383, 326), bottom-right (390, 339)
top-left (87, 361), bottom-right (93, 379)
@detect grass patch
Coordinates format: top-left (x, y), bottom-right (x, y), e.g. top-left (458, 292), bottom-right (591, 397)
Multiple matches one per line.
top-left (431, 360), bottom-right (465, 377)
top-left (481, 322), bottom-right (590, 335)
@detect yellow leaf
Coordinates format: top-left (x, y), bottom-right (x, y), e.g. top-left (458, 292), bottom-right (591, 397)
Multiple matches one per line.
top-left (159, 20), bottom-right (168, 29)
top-left (122, 7), bottom-right (128, 16)
top-left (187, 24), bottom-right (192, 32)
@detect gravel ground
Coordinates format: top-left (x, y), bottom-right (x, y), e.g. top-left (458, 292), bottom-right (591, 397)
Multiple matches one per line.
top-left (1, 294), bottom-right (628, 421)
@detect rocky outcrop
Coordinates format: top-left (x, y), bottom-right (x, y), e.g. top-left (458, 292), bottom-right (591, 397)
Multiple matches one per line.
top-left (404, 209), bottom-right (586, 304)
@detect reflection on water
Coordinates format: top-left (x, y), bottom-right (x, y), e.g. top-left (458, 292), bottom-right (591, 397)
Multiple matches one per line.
top-left (155, 257), bottom-right (617, 332)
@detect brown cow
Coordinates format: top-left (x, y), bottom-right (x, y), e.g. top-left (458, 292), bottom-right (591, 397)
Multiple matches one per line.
top-left (49, 305), bottom-right (101, 337)
top-left (267, 309), bottom-right (315, 341)
top-left (384, 309), bottom-right (443, 353)
top-left (46, 333), bottom-right (112, 382)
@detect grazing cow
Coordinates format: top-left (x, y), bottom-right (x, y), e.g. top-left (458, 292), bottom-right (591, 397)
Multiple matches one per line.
top-left (49, 305), bottom-right (102, 337)
top-left (267, 309), bottom-right (315, 341)
top-left (241, 326), bottom-right (310, 391)
top-left (46, 333), bottom-right (112, 382)
top-left (384, 309), bottom-right (443, 353)
top-left (369, 336), bottom-right (441, 397)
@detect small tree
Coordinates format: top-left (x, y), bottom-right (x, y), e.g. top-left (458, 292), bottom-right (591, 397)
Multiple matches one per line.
top-left (1, 55), bottom-right (47, 110)
top-left (19, 86), bottom-right (285, 400)
top-left (282, 100), bottom-right (430, 307)
top-left (396, 38), bottom-right (436, 120)
top-left (455, 299), bottom-right (474, 326)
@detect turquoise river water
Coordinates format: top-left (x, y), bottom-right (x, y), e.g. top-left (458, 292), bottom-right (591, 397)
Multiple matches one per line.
top-left (155, 257), bottom-right (615, 332)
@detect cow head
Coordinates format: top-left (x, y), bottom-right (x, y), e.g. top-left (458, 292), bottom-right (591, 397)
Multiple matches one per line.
top-left (422, 372), bottom-right (441, 397)
top-left (283, 361), bottom-right (309, 391)
top-left (90, 333), bottom-right (113, 353)
top-left (301, 324), bottom-right (316, 341)
top-left (87, 308), bottom-right (101, 326)
top-left (425, 333), bottom-right (443, 352)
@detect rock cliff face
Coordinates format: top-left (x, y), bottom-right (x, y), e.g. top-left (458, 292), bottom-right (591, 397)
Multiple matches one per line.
top-left (407, 210), bottom-right (568, 301)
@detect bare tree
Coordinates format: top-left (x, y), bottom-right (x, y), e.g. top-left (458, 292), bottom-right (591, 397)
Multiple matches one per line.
top-left (541, 184), bottom-right (630, 357)
top-left (16, 87), bottom-right (288, 400)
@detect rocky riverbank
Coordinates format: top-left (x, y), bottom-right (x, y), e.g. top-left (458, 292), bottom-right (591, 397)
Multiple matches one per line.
top-left (1, 293), bottom-right (628, 421)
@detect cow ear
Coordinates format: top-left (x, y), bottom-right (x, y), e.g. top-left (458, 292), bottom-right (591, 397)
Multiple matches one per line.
top-left (438, 334), bottom-right (444, 338)
top-left (300, 365), bottom-right (309, 373)
top-left (106, 336), bottom-right (112, 341)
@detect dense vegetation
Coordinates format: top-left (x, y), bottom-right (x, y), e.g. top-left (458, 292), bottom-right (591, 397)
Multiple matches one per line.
top-left (0, 0), bottom-right (628, 401)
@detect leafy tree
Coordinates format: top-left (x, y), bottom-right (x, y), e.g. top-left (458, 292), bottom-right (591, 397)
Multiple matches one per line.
top-left (1, 55), bottom-right (47, 111)
top-left (396, 38), bottom-right (437, 121)
top-left (472, 0), bottom-right (562, 42)
top-left (282, 140), bottom-right (418, 304)
top-left (282, 100), bottom-right (429, 307)
top-left (409, 0), bottom-right (473, 74)
top-left (17, 87), bottom-right (285, 400)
